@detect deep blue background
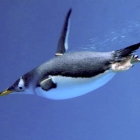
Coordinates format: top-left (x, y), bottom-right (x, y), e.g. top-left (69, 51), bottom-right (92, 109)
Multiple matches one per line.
top-left (0, 0), bottom-right (140, 140)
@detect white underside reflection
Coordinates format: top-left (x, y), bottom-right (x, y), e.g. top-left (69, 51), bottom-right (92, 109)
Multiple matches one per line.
top-left (35, 70), bottom-right (115, 100)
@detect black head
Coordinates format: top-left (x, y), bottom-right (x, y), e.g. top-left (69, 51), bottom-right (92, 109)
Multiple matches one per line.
top-left (0, 77), bottom-right (27, 96)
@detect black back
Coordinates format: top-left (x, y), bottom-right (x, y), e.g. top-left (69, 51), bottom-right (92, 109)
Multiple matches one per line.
top-left (34, 51), bottom-right (113, 81)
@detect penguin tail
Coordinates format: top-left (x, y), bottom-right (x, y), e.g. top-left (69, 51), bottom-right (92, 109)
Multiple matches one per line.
top-left (113, 42), bottom-right (140, 62)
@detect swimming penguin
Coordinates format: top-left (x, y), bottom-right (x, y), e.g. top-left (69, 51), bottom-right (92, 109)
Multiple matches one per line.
top-left (0, 9), bottom-right (140, 100)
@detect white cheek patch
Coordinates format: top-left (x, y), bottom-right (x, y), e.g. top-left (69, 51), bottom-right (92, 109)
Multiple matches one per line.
top-left (18, 77), bottom-right (25, 88)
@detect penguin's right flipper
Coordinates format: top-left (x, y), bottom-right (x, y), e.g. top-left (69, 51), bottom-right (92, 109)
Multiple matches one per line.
top-left (55, 9), bottom-right (72, 56)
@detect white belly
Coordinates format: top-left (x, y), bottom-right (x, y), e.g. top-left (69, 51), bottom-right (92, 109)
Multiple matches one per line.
top-left (35, 70), bottom-right (115, 100)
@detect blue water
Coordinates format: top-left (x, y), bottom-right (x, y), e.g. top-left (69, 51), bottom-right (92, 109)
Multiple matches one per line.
top-left (82, 20), bottom-right (140, 52)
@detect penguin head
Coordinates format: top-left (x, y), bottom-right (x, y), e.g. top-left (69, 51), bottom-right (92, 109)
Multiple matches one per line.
top-left (0, 77), bottom-right (27, 96)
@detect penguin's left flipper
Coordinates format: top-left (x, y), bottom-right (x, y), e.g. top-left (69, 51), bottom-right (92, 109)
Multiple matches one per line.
top-left (55, 9), bottom-right (72, 56)
top-left (39, 78), bottom-right (57, 91)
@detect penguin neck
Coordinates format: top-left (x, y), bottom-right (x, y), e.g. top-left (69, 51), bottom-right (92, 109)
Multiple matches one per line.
top-left (24, 84), bottom-right (37, 95)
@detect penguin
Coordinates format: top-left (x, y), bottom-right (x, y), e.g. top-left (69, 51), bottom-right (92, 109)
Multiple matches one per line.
top-left (0, 9), bottom-right (140, 100)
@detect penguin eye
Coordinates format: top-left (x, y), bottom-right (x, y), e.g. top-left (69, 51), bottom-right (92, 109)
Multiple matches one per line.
top-left (19, 87), bottom-right (23, 90)
top-left (18, 77), bottom-right (25, 90)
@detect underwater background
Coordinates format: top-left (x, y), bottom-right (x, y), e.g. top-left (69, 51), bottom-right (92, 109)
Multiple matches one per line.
top-left (0, 0), bottom-right (140, 140)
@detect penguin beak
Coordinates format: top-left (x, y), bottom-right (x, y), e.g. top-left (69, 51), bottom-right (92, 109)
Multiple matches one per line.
top-left (0, 89), bottom-right (14, 96)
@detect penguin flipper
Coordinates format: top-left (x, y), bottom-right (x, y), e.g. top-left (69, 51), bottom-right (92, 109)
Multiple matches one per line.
top-left (40, 78), bottom-right (57, 91)
top-left (55, 9), bottom-right (72, 56)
